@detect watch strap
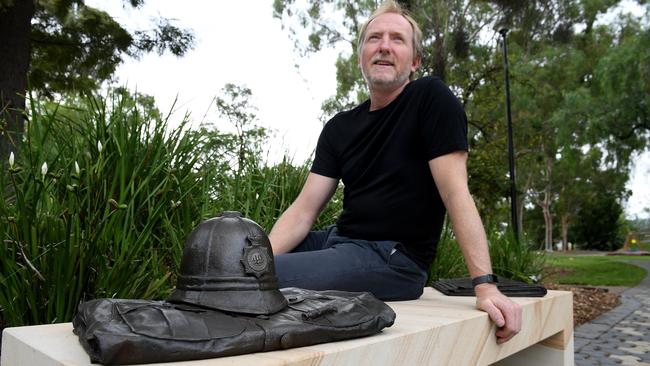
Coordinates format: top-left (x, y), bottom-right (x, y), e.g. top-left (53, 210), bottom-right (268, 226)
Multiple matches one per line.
top-left (471, 274), bottom-right (499, 287)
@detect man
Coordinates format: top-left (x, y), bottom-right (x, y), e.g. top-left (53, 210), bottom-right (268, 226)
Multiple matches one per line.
top-left (269, 1), bottom-right (521, 344)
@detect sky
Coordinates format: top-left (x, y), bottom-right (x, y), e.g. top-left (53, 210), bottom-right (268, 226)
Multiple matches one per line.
top-left (87, 0), bottom-right (341, 163)
top-left (87, 0), bottom-right (649, 219)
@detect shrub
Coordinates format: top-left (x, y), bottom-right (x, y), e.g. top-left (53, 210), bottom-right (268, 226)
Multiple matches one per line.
top-left (1, 91), bottom-right (212, 326)
top-left (207, 155), bottom-right (343, 232)
top-left (428, 221), bottom-right (468, 281)
top-left (570, 196), bottom-right (627, 251)
top-left (488, 229), bottom-right (546, 283)
top-left (429, 222), bottom-right (546, 284)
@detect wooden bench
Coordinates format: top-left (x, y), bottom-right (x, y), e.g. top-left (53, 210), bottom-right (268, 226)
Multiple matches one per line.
top-left (1, 287), bottom-right (573, 365)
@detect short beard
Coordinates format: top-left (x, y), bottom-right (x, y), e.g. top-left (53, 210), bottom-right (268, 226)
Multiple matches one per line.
top-left (363, 68), bottom-right (411, 92)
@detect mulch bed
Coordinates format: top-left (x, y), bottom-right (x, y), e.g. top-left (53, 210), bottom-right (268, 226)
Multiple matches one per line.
top-left (545, 284), bottom-right (622, 326)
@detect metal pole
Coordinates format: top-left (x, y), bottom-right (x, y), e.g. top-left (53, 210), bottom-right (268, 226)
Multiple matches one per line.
top-left (499, 27), bottom-right (519, 240)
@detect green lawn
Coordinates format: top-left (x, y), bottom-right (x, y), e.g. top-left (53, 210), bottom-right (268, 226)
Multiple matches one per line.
top-left (544, 254), bottom-right (647, 287)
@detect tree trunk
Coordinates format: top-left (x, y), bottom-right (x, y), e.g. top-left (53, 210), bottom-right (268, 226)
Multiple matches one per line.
top-left (541, 156), bottom-right (553, 252)
top-left (518, 172), bottom-right (533, 235)
top-left (542, 188), bottom-right (553, 251)
top-left (560, 213), bottom-right (570, 251)
top-left (0, 0), bottom-right (34, 161)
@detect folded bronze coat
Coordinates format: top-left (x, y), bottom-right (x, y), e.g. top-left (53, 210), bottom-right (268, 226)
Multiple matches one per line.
top-left (72, 287), bottom-right (396, 365)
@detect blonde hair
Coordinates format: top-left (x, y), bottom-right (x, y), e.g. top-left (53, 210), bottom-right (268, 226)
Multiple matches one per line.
top-left (357, 0), bottom-right (423, 60)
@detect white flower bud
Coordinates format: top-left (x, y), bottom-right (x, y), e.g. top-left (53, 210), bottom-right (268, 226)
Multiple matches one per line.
top-left (74, 161), bottom-right (80, 175)
top-left (22, 121), bottom-right (29, 142)
top-left (97, 140), bottom-right (103, 153)
top-left (8, 151), bottom-right (14, 168)
top-left (41, 162), bottom-right (48, 176)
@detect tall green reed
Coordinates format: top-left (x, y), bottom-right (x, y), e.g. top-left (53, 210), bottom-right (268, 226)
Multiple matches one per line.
top-left (207, 153), bottom-right (343, 232)
top-left (428, 221), bottom-right (545, 284)
top-left (1, 91), bottom-right (212, 326)
top-left (488, 229), bottom-right (546, 283)
top-left (428, 220), bottom-right (468, 282)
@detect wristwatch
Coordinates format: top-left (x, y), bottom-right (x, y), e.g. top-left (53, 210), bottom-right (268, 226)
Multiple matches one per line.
top-left (471, 274), bottom-right (499, 287)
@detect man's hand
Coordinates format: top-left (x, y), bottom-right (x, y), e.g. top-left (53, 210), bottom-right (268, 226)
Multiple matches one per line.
top-left (475, 283), bottom-right (522, 344)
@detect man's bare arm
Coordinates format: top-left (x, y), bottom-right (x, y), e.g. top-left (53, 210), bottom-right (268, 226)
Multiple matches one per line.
top-left (429, 151), bottom-right (521, 344)
top-left (269, 173), bottom-right (338, 254)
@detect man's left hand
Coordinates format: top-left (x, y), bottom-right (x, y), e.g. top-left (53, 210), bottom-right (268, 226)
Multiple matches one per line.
top-left (475, 283), bottom-right (522, 344)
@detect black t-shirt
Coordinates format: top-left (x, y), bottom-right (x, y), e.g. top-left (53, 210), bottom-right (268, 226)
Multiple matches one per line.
top-left (311, 76), bottom-right (468, 269)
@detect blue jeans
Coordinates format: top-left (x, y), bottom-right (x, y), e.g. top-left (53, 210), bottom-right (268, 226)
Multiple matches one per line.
top-left (274, 226), bottom-right (428, 301)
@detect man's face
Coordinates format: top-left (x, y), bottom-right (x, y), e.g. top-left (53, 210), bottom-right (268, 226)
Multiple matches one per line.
top-left (359, 13), bottom-right (421, 92)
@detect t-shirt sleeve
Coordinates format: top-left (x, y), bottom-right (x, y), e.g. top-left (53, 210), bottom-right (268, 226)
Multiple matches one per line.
top-left (419, 79), bottom-right (469, 161)
top-left (310, 123), bottom-right (341, 179)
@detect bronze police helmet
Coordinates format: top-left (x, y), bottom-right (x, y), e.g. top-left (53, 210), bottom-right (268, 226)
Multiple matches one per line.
top-left (168, 211), bottom-right (287, 314)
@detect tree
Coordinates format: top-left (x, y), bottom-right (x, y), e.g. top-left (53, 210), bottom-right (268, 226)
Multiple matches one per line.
top-left (569, 169), bottom-right (630, 250)
top-left (0, 0), bottom-right (195, 160)
top-left (214, 84), bottom-right (267, 174)
top-left (591, 16), bottom-right (650, 152)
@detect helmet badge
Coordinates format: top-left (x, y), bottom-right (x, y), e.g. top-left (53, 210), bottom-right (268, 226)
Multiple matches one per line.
top-left (242, 235), bottom-right (271, 277)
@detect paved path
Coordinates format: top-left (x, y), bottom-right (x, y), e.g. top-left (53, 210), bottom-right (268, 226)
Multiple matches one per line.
top-left (575, 260), bottom-right (650, 365)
